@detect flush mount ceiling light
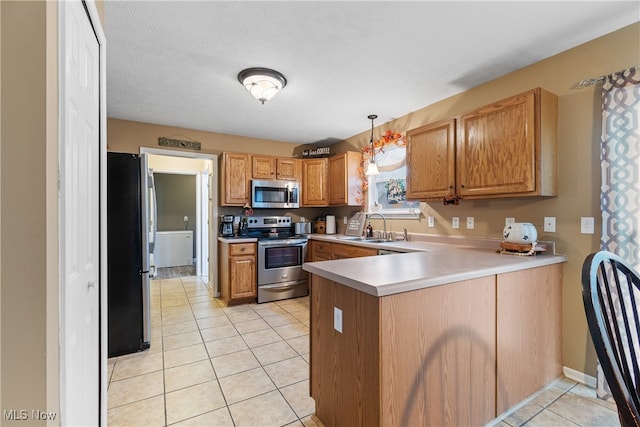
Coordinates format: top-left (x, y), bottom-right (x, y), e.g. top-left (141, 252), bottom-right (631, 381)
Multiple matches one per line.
top-left (365, 114), bottom-right (380, 176)
top-left (237, 67), bottom-right (287, 104)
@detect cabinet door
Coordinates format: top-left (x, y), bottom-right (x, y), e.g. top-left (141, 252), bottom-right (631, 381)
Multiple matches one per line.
top-left (302, 158), bottom-right (329, 206)
top-left (252, 155), bottom-right (276, 179)
top-left (332, 243), bottom-right (377, 259)
top-left (311, 241), bottom-right (332, 261)
top-left (276, 158), bottom-right (300, 181)
top-left (229, 254), bottom-right (256, 299)
top-left (456, 89), bottom-right (537, 197)
top-left (221, 152), bottom-right (251, 206)
top-left (406, 119), bottom-right (456, 200)
top-left (328, 154), bottom-right (347, 205)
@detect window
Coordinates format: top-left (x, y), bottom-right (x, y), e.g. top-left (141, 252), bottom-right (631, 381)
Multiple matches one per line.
top-left (367, 144), bottom-right (419, 218)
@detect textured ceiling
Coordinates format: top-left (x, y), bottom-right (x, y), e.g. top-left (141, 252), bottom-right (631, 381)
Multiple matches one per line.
top-left (105, 1), bottom-right (639, 145)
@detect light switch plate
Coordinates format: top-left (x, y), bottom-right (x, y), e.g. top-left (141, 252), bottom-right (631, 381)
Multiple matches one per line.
top-left (505, 217), bottom-right (515, 226)
top-left (581, 217), bottom-right (595, 234)
top-left (428, 216), bottom-right (435, 228)
top-left (452, 217), bottom-right (460, 229)
top-left (544, 217), bottom-right (556, 232)
top-left (466, 217), bottom-right (475, 229)
top-left (334, 307), bottom-right (343, 333)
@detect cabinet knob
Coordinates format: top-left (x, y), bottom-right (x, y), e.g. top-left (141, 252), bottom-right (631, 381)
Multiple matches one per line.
top-left (461, 184), bottom-right (465, 188)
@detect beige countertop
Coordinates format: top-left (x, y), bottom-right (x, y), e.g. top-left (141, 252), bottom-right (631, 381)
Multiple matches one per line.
top-left (217, 236), bottom-right (257, 243)
top-left (304, 233), bottom-right (567, 297)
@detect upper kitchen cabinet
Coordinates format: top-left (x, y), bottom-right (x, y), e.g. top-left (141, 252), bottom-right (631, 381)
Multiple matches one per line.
top-left (406, 88), bottom-right (557, 201)
top-left (275, 158), bottom-right (301, 181)
top-left (328, 151), bottom-right (363, 206)
top-left (302, 158), bottom-right (329, 206)
top-left (220, 152), bottom-right (251, 206)
top-left (456, 88), bottom-right (557, 199)
top-left (252, 155), bottom-right (277, 179)
top-left (252, 156), bottom-right (301, 181)
top-left (406, 119), bottom-right (456, 200)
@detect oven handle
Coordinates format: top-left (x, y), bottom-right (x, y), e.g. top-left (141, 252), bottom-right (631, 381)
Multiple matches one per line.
top-left (258, 239), bottom-right (308, 247)
top-left (260, 281), bottom-right (307, 291)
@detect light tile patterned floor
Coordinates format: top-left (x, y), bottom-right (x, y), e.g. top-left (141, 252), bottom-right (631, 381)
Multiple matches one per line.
top-left (108, 275), bottom-right (621, 427)
top-left (107, 275), bottom-right (318, 427)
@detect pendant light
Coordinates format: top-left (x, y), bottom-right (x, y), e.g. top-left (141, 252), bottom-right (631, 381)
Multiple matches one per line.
top-left (365, 114), bottom-right (379, 176)
top-left (237, 67), bottom-right (287, 104)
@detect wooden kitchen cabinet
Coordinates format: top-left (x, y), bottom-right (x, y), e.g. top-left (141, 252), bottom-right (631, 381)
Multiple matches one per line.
top-left (218, 241), bottom-right (257, 305)
top-left (331, 242), bottom-right (377, 259)
top-left (309, 240), bottom-right (378, 261)
top-left (302, 158), bottom-right (329, 206)
top-left (406, 88), bottom-right (557, 201)
top-left (252, 155), bottom-right (277, 179)
top-left (406, 119), bottom-right (456, 200)
top-left (456, 88), bottom-right (557, 198)
top-left (276, 158), bottom-right (300, 181)
top-left (252, 156), bottom-right (301, 181)
top-left (220, 152), bottom-right (251, 206)
top-left (328, 151), bottom-right (363, 206)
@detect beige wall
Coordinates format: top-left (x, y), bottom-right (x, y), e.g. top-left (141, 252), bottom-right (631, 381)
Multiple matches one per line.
top-left (108, 118), bottom-right (301, 158)
top-left (334, 22), bottom-right (639, 376)
top-left (1, 1), bottom-right (57, 424)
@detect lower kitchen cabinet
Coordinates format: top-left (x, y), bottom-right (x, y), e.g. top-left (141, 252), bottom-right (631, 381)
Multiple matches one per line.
top-left (218, 241), bottom-right (257, 305)
top-left (309, 240), bottom-right (378, 261)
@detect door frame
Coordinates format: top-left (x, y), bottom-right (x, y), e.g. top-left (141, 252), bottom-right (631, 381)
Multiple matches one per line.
top-left (58, 0), bottom-right (106, 424)
top-left (140, 147), bottom-right (218, 291)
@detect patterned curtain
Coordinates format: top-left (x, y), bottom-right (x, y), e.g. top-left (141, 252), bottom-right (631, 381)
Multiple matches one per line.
top-left (598, 66), bottom-right (640, 400)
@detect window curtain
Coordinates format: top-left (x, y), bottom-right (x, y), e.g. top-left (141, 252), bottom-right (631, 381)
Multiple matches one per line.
top-left (598, 66), bottom-right (640, 400)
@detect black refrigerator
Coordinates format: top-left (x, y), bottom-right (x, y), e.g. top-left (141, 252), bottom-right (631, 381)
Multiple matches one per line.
top-left (107, 152), bottom-right (152, 357)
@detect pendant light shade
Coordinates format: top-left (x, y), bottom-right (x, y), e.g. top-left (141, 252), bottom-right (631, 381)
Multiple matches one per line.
top-left (365, 114), bottom-right (379, 176)
top-left (238, 67), bottom-right (287, 104)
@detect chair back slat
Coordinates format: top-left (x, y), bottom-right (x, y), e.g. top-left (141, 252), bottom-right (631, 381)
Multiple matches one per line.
top-left (583, 251), bottom-right (640, 427)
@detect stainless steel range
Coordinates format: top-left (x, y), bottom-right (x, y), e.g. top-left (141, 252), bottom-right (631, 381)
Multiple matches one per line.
top-left (245, 216), bottom-right (309, 303)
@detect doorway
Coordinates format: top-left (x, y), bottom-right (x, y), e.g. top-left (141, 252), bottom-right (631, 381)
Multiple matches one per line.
top-left (141, 148), bottom-right (218, 293)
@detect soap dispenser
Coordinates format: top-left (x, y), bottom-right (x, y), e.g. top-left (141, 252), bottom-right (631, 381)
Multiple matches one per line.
top-left (366, 221), bottom-right (373, 238)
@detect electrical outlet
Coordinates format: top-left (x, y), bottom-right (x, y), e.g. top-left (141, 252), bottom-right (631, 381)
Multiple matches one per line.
top-left (343, 216), bottom-right (348, 224)
top-left (505, 217), bottom-right (515, 226)
top-left (428, 216), bottom-right (435, 228)
top-left (334, 307), bottom-right (343, 333)
top-left (183, 216), bottom-right (189, 222)
top-left (544, 217), bottom-right (556, 232)
top-left (452, 217), bottom-right (460, 229)
top-left (581, 217), bottom-right (595, 234)
top-left (466, 217), bottom-right (475, 229)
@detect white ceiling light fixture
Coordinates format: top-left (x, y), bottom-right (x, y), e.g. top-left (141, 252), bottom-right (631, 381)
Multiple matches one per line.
top-left (365, 114), bottom-right (379, 176)
top-left (237, 67), bottom-right (287, 104)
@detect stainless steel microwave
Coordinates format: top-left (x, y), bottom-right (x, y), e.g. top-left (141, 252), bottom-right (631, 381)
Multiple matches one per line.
top-left (251, 180), bottom-right (299, 209)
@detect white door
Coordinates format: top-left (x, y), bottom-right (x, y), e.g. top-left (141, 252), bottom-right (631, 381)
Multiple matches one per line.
top-left (197, 168), bottom-right (209, 277)
top-left (59, 0), bottom-right (101, 424)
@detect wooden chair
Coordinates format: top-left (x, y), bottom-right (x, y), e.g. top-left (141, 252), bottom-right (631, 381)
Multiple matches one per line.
top-left (582, 251), bottom-right (640, 427)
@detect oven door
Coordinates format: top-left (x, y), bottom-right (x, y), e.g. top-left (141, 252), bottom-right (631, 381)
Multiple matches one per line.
top-left (257, 239), bottom-right (308, 286)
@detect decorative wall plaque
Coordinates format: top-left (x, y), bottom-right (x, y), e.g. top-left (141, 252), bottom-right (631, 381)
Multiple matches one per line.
top-left (158, 137), bottom-right (201, 151)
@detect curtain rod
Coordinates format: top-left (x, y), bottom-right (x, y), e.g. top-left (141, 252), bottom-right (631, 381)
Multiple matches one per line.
top-left (573, 75), bottom-right (606, 89)
top-left (573, 65), bottom-right (639, 89)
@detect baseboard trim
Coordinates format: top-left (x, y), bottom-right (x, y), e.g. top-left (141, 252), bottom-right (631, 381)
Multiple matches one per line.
top-left (563, 366), bottom-right (597, 388)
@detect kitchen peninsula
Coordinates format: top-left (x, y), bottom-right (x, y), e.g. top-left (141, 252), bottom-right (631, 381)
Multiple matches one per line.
top-left (303, 235), bottom-right (566, 427)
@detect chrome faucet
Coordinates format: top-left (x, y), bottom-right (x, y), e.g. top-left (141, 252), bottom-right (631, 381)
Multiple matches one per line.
top-left (367, 212), bottom-right (388, 240)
